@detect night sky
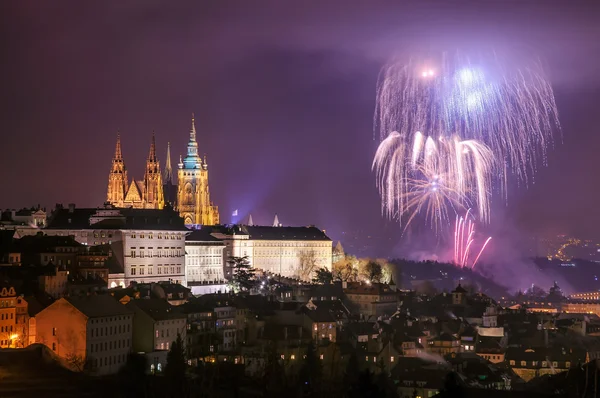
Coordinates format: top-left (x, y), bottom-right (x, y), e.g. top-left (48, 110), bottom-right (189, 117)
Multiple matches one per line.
top-left (1, 1), bottom-right (599, 257)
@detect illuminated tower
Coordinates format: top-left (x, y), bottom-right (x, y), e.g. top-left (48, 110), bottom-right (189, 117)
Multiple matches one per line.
top-left (106, 133), bottom-right (128, 206)
top-left (163, 142), bottom-right (178, 206)
top-left (143, 134), bottom-right (165, 209)
top-left (177, 115), bottom-right (219, 225)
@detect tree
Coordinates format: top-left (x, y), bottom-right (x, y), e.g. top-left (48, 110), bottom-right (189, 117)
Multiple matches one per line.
top-left (227, 256), bottom-right (257, 293)
top-left (333, 255), bottom-right (359, 282)
top-left (298, 250), bottom-right (319, 281)
top-left (362, 261), bottom-right (383, 283)
top-left (65, 353), bottom-right (88, 372)
top-left (165, 333), bottom-right (187, 397)
top-left (119, 353), bottom-right (148, 397)
top-left (312, 267), bottom-right (333, 284)
top-left (298, 340), bottom-right (322, 395)
top-left (438, 372), bottom-right (464, 398)
top-left (548, 281), bottom-right (565, 302)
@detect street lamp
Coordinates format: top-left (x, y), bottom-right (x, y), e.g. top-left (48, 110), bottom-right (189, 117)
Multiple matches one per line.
top-left (9, 334), bottom-right (18, 348)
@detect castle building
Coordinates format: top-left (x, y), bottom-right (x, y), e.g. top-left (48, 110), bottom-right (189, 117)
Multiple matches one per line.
top-left (177, 116), bottom-right (219, 226)
top-left (107, 134), bottom-right (164, 209)
top-left (106, 116), bottom-right (219, 226)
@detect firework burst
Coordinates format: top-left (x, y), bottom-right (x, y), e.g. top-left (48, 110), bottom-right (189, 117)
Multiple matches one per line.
top-left (373, 50), bottom-right (560, 230)
top-left (373, 130), bottom-right (494, 232)
top-left (454, 209), bottom-right (492, 269)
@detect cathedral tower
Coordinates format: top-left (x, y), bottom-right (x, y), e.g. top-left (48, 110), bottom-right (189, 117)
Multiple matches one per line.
top-left (143, 134), bottom-right (165, 209)
top-left (106, 134), bottom-right (128, 206)
top-left (177, 115), bottom-right (219, 225)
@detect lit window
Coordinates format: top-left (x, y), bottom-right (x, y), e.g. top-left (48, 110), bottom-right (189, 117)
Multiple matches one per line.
top-left (281, 354), bottom-right (285, 360)
top-left (291, 355), bottom-right (295, 360)
top-left (320, 354), bottom-right (324, 360)
top-left (390, 356), bottom-right (395, 362)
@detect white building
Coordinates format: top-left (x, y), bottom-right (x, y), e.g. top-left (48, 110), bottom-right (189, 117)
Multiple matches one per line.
top-left (204, 224), bottom-right (332, 280)
top-left (185, 229), bottom-right (226, 284)
top-left (43, 204), bottom-right (188, 287)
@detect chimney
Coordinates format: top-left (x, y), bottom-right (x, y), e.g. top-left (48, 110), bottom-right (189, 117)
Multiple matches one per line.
top-left (68, 203), bottom-right (75, 213)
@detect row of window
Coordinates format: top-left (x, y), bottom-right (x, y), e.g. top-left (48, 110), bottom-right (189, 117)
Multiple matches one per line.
top-left (186, 257), bottom-right (222, 265)
top-left (0, 313), bottom-right (14, 320)
top-left (129, 233), bottom-right (183, 240)
top-left (130, 249), bottom-right (182, 258)
top-left (91, 316), bottom-right (130, 324)
top-left (90, 323), bottom-right (131, 337)
top-left (90, 338), bottom-right (130, 353)
top-left (509, 360), bottom-right (568, 368)
top-left (130, 266), bottom-right (182, 276)
top-left (0, 325), bottom-right (13, 332)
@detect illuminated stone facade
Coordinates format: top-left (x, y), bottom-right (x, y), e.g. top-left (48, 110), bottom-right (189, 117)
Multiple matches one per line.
top-left (177, 116), bottom-right (219, 226)
top-left (106, 116), bottom-right (219, 225)
top-left (44, 205), bottom-right (188, 287)
top-left (205, 225), bottom-right (332, 280)
top-left (107, 134), bottom-right (165, 209)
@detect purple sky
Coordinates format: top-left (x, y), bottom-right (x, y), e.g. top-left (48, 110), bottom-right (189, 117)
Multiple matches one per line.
top-left (1, 1), bottom-right (600, 256)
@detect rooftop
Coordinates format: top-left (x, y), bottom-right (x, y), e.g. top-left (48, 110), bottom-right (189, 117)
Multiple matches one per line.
top-left (65, 295), bottom-right (133, 318)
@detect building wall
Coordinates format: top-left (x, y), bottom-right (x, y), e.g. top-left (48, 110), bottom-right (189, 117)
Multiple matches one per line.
top-left (250, 239), bottom-right (332, 278)
top-left (36, 298), bottom-right (133, 376)
top-left (185, 241), bottom-right (225, 283)
top-left (36, 299), bottom-right (88, 366)
top-left (0, 286), bottom-right (18, 348)
top-left (39, 269), bottom-right (68, 298)
top-left (86, 314), bottom-right (133, 375)
top-left (154, 318), bottom-right (187, 351)
top-left (46, 228), bottom-right (187, 286)
top-left (564, 302), bottom-right (600, 317)
top-left (122, 230), bottom-right (186, 286)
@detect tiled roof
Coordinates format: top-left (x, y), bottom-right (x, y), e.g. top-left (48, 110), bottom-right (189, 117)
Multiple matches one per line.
top-left (344, 282), bottom-right (397, 296)
top-left (66, 295), bottom-right (133, 318)
top-left (127, 298), bottom-right (186, 321)
top-left (186, 229), bottom-right (224, 243)
top-left (45, 206), bottom-right (188, 231)
top-left (243, 225), bottom-right (331, 241)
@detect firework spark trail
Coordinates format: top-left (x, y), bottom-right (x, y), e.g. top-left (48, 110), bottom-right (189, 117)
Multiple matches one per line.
top-left (471, 236), bottom-right (492, 269)
top-left (374, 52), bottom-right (560, 187)
top-left (372, 131), bottom-right (494, 232)
top-left (373, 50), bottom-right (560, 229)
top-left (453, 210), bottom-right (491, 268)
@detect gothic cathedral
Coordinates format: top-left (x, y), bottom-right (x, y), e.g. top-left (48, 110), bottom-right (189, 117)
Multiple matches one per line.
top-left (106, 116), bottom-right (219, 225)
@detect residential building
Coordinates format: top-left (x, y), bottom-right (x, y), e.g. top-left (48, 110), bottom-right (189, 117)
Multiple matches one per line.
top-left (0, 284), bottom-right (18, 348)
top-left (35, 295), bottom-right (133, 375)
top-left (505, 346), bottom-right (585, 382)
top-left (343, 282), bottom-right (398, 317)
top-left (43, 205), bottom-right (188, 287)
top-left (185, 228), bottom-right (226, 283)
top-left (38, 266), bottom-right (68, 298)
top-left (126, 298), bottom-right (187, 353)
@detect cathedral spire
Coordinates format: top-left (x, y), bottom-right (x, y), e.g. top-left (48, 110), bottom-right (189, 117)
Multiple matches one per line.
top-left (273, 214), bottom-right (280, 227)
top-left (148, 132), bottom-right (157, 162)
top-left (114, 133), bottom-right (123, 160)
top-left (248, 214), bottom-right (254, 226)
top-left (183, 113), bottom-right (201, 169)
top-left (164, 142), bottom-right (173, 182)
top-left (190, 113), bottom-right (197, 142)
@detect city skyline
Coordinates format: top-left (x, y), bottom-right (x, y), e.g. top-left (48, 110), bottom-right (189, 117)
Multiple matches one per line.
top-left (1, 1), bottom-right (600, 255)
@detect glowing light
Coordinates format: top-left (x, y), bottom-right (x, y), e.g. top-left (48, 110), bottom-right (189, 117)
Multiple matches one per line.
top-left (373, 50), bottom-right (561, 230)
top-left (453, 210), bottom-right (491, 269)
top-left (372, 131), bottom-right (494, 232)
top-left (10, 334), bottom-right (18, 340)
